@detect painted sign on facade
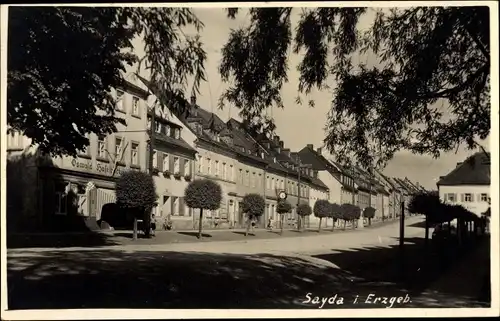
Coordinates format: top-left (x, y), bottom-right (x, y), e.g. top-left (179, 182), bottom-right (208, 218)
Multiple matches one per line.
top-left (70, 157), bottom-right (127, 177)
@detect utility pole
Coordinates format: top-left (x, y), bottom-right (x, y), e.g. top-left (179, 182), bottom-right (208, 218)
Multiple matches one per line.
top-left (399, 199), bottom-right (405, 279)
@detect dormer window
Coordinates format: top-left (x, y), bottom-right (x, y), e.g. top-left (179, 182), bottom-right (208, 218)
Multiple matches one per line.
top-left (166, 125), bottom-right (171, 136)
top-left (155, 122), bottom-right (161, 134)
top-left (174, 128), bottom-right (180, 139)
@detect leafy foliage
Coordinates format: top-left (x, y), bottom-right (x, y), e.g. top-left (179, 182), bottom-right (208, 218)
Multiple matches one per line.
top-left (408, 191), bottom-right (442, 217)
top-left (313, 200), bottom-right (330, 218)
top-left (329, 203), bottom-right (343, 220)
top-left (115, 170), bottom-right (157, 209)
top-left (7, 7), bottom-right (205, 156)
top-left (341, 203), bottom-right (361, 220)
top-left (184, 179), bottom-right (222, 211)
top-left (297, 203), bottom-right (312, 217)
top-left (276, 200), bottom-right (292, 214)
top-left (363, 206), bottom-right (376, 219)
top-left (241, 193), bottom-right (266, 219)
top-left (220, 7), bottom-right (490, 168)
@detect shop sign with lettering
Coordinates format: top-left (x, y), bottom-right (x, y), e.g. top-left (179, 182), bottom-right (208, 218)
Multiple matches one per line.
top-left (71, 158), bottom-right (127, 177)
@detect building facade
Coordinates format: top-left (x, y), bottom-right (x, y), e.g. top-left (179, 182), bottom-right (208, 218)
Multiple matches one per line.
top-left (437, 152), bottom-right (490, 216)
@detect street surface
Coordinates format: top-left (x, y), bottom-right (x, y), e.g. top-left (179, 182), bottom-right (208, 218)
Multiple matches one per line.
top-left (7, 216), bottom-right (489, 309)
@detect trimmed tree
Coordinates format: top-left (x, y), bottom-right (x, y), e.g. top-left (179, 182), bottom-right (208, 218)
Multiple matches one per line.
top-left (241, 193), bottom-right (266, 236)
top-left (313, 200), bottom-right (330, 232)
top-left (276, 200), bottom-right (292, 235)
top-left (297, 203), bottom-right (312, 232)
top-left (408, 191), bottom-right (443, 247)
top-left (184, 179), bottom-right (222, 239)
top-left (329, 202), bottom-right (342, 232)
top-left (363, 206), bottom-right (376, 226)
top-left (115, 170), bottom-right (158, 240)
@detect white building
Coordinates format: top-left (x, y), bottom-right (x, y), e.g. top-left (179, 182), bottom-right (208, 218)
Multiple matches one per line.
top-left (437, 151), bottom-right (491, 217)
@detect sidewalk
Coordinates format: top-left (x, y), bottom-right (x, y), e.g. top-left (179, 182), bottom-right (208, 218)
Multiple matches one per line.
top-left (410, 237), bottom-right (491, 307)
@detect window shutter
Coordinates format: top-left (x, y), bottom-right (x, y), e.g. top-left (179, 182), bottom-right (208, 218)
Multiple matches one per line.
top-left (180, 159), bottom-right (185, 176)
top-left (460, 194), bottom-right (465, 202)
top-left (171, 197), bottom-right (176, 216)
top-left (470, 194), bottom-right (474, 202)
top-left (157, 152), bottom-right (163, 171)
top-left (179, 198), bottom-right (185, 216)
top-left (169, 155), bottom-right (175, 172)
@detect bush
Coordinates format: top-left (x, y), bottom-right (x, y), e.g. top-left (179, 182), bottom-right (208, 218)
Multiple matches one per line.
top-left (184, 179), bottom-right (222, 211)
top-left (185, 179), bottom-right (222, 239)
top-left (116, 170), bottom-right (158, 210)
top-left (363, 206), bottom-right (376, 219)
top-left (314, 200), bottom-right (330, 231)
top-left (241, 193), bottom-right (265, 220)
top-left (313, 200), bottom-right (330, 218)
top-left (277, 200), bottom-right (292, 215)
top-left (276, 200), bottom-right (292, 235)
top-left (115, 170), bottom-right (158, 237)
top-left (297, 203), bottom-right (312, 217)
top-left (241, 193), bottom-right (265, 235)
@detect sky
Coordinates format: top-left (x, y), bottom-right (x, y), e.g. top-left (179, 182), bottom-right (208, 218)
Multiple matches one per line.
top-left (134, 6), bottom-right (491, 191)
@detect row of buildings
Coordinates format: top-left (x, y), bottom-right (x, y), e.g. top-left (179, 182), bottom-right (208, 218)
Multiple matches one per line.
top-left (6, 76), bottom-right (428, 232)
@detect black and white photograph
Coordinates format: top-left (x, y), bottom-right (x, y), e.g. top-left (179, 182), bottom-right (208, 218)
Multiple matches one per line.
top-left (1, 1), bottom-right (498, 319)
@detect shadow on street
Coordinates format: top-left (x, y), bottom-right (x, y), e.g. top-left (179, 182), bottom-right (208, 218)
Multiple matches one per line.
top-left (7, 235), bottom-right (490, 310)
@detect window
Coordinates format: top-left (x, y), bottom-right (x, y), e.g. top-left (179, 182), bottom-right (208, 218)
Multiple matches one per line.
top-left (184, 159), bottom-right (190, 175)
top-left (480, 193), bottom-right (488, 202)
top-left (229, 165), bottom-right (234, 181)
top-left (132, 96), bottom-right (140, 116)
top-left (266, 176), bottom-right (271, 189)
top-left (198, 156), bottom-right (203, 173)
top-left (55, 192), bottom-right (67, 215)
top-left (447, 193), bottom-right (457, 202)
top-left (115, 137), bottom-right (123, 158)
top-left (131, 143), bottom-right (139, 165)
top-left (207, 158), bottom-right (211, 175)
top-left (152, 150), bottom-right (158, 169)
top-left (271, 178), bottom-right (275, 190)
top-left (174, 157), bottom-right (180, 173)
top-left (252, 172), bottom-right (256, 188)
top-left (98, 137), bottom-right (107, 159)
top-left (147, 118), bottom-right (151, 130)
top-left (163, 153), bottom-right (169, 171)
top-left (174, 128), bottom-right (180, 139)
top-left (116, 90), bottom-right (125, 112)
top-left (222, 163), bottom-right (227, 179)
top-left (215, 160), bottom-right (220, 176)
top-left (155, 122), bottom-right (161, 134)
top-left (165, 125), bottom-right (171, 136)
top-left (245, 171), bottom-right (250, 186)
top-left (239, 169), bottom-right (243, 184)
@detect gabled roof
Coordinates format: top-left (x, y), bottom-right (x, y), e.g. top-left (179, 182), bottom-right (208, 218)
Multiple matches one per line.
top-left (297, 146), bottom-right (347, 186)
top-left (437, 152), bottom-right (490, 186)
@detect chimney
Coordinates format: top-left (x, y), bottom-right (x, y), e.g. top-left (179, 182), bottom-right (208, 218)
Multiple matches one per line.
top-left (456, 162), bottom-right (463, 168)
top-left (279, 141), bottom-right (284, 148)
top-left (283, 148), bottom-right (291, 157)
top-left (317, 147), bottom-right (323, 155)
top-left (307, 144), bottom-right (314, 150)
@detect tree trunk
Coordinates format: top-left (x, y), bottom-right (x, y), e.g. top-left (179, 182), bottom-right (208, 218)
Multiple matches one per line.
top-left (297, 216), bottom-right (301, 232)
top-left (368, 218), bottom-right (372, 226)
top-left (245, 216), bottom-right (251, 236)
top-left (198, 209), bottom-right (203, 239)
top-left (343, 220), bottom-right (346, 230)
top-left (144, 207), bottom-right (151, 238)
top-left (331, 218), bottom-right (335, 232)
top-left (280, 215), bottom-right (284, 235)
top-left (133, 217), bottom-right (138, 240)
top-left (318, 217), bottom-right (322, 233)
top-left (424, 215), bottom-right (429, 249)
